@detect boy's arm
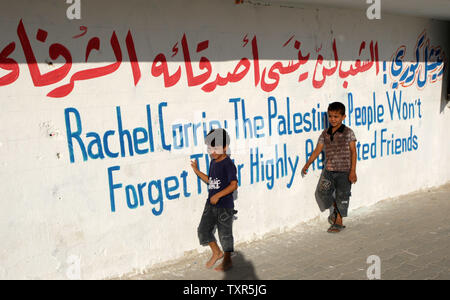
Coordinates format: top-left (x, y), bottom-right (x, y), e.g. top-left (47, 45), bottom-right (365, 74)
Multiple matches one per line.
top-left (349, 141), bottom-right (357, 183)
top-left (209, 180), bottom-right (238, 205)
top-left (302, 143), bottom-right (324, 175)
top-left (190, 160), bottom-right (209, 184)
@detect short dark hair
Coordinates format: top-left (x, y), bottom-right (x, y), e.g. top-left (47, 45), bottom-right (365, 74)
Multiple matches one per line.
top-left (205, 128), bottom-right (230, 148)
top-left (328, 102), bottom-right (346, 115)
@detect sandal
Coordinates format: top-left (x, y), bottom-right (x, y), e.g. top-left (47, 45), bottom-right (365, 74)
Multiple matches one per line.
top-left (327, 223), bottom-right (346, 233)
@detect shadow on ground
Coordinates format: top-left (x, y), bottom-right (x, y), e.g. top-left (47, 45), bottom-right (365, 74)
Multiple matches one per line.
top-left (222, 252), bottom-right (259, 280)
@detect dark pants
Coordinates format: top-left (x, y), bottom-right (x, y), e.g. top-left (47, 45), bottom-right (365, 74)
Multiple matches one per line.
top-left (315, 169), bottom-right (352, 218)
top-left (197, 202), bottom-right (234, 252)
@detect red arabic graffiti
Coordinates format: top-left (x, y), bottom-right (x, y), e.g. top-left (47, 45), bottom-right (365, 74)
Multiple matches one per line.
top-left (0, 42), bottom-right (19, 86)
top-left (313, 39), bottom-right (380, 89)
top-left (0, 19), bottom-right (381, 98)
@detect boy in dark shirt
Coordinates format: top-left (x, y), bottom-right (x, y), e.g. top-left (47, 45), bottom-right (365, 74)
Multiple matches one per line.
top-left (191, 128), bottom-right (238, 271)
top-left (302, 102), bottom-right (357, 233)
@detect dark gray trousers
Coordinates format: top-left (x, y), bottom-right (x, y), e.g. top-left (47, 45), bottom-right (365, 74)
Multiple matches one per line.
top-left (197, 202), bottom-right (235, 252)
top-left (315, 169), bottom-right (352, 217)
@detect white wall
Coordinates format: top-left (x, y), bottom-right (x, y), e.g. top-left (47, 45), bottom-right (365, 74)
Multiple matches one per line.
top-left (0, 0), bottom-right (449, 279)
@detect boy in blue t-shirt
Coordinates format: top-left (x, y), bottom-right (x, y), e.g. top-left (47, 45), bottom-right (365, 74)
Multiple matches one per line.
top-left (190, 128), bottom-right (238, 271)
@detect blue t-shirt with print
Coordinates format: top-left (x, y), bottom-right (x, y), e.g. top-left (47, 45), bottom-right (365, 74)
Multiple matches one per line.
top-left (206, 155), bottom-right (238, 208)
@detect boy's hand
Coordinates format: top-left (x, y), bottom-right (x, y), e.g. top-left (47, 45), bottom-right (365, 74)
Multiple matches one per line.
top-left (301, 164), bottom-right (309, 176)
top-left (349, 171), bottom-right (357, 184)
top-left (190, 160), bottom-right (199, 172)
top-left (210, 194), bottom-right (220, 205)
top-left (190, 160), bottom-right (209, 184)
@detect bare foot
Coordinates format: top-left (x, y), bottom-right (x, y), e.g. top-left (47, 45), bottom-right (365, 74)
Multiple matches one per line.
top-left (214, 259), bottom-right (232, 272)
top-left (206, 252), bottom-right (223, 268)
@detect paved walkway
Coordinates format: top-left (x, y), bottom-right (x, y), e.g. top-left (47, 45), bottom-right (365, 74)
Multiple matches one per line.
top-left (125, 183), bottom-right (450, 280)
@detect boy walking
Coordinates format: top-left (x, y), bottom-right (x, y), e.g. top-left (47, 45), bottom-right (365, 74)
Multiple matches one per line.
top-left (302, 102), bottom-right (357, 233)
top-left (190, 128), bottom-right (238, 271)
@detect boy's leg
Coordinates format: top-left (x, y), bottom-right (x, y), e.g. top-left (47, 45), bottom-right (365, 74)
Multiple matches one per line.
top-left (198, 203), bottom-right (223, 268)
top-left (215, 252), bottom-right (232, 272)
top-left (215, 208), bottom-right (234, 271)
top-left (334, 172), bottom-right (352, 219)
top-left (328, 201), bottom-right (337, 224)
top-left (328, 191), bottom-right (341, 224)
top-left (207, 241), bottom-right (224, 268)
top-left (328, 172), bottom-right (351, 232)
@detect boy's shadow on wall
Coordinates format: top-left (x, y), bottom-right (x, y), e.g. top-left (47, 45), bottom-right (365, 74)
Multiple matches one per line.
top-left (222, 252), bottom-right (259, 280)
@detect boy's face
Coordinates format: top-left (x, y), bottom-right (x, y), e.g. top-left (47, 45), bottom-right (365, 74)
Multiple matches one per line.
top-left (328, 110), bottom-right (346, 128)
top-left (207, 145), bottom-right (227, 160)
